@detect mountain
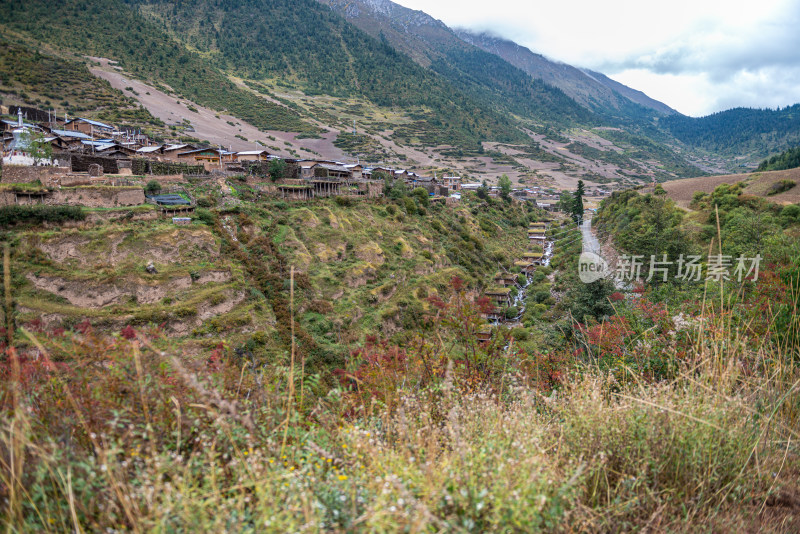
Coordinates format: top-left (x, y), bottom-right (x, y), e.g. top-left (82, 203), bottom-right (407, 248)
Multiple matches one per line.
top-left (317, 0), bottom-right (461, 67)
top-left (454, 30), bottom-right (676, 119)
top-left (1, 0), bottom-right (530, 149)
top-left (317, 0), bottom-right (598, 127)
top-left (661, 105), bottom-right (800, 162)
top-left (5, 0), bottom-right (798, 179)
top-left (0, 0), bottom-right (318, 134)
top-left (580, 69), bottom-right (676, 116)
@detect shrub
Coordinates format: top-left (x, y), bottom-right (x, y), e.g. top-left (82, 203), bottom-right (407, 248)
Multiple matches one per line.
top-left (196, 196), bottom-right (215, 208)
top-left (780, 203), bottom-right (800, 222)
top-left (768, 179), bottom-right (796, 196)
top-left (144, 180), bottom-right (162, 195)
top-left (412, 187), bottom-right (430, 207)
top-left (0, 205), bottom-right (84, 226)
top-left (403, 197), bottom-right (417, 215)
top-left (195, 208), bottom-right (216, 225)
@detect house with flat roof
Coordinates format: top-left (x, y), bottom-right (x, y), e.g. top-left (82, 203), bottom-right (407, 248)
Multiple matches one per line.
top-left (442, 176), bottom-right (461, 190)
top-left (237, 150), bottom-right (271, 162)
top-left (66, 118), bottom-right (115, 136)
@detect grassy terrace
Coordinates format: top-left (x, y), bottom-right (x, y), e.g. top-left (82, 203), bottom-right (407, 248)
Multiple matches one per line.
top-left (2, 180), bottom-right (799, 530)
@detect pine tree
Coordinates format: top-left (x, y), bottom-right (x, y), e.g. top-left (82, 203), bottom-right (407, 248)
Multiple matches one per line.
top-left (571, 179), bottom-right (585, 224)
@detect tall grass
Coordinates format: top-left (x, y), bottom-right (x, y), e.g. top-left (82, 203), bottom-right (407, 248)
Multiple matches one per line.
top-left (1, 277), bottom-right (798, 531)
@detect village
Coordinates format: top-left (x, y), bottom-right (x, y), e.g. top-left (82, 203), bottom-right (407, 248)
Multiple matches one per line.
top-left (1, 106), bottom-right (610, 209)
top-left (2, 105), bottom-right (580, 344)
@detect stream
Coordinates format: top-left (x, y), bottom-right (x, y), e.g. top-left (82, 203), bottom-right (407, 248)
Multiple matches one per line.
top-left (492, 228), bottom-right (556, 328)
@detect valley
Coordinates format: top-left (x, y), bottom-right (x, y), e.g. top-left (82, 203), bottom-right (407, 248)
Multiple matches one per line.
top-left (1, 0), bottom-right (800, 531)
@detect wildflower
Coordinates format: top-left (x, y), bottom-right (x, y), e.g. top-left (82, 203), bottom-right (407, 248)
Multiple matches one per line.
top-left (338, 475), bottom-right (348, 481)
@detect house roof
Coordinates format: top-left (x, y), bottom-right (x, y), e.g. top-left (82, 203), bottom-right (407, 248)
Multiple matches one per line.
top-left (163, 144), bottom-right (192, 152)
top-left (2, 119), bottom-right (37, 129)
top-left (74, 118), bottom-right (114, 129)
top-left (237, 150), bottom-right (270, 156)
top-left (178, 148), bottom-right (219, 156)
top-left (50, 129), bottom-right (92, 140)
top-left (316, 163), bottom-right (351, 173)
top-left (137, 146), bottom-right (163, 153)
top-left (485, 288), bottom-right (512, 296)
top-left (81, 140), bottom-right (118, 150)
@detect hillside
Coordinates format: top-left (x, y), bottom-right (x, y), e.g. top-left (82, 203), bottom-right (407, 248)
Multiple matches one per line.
top-left (13, 187), bottom-right (533, 368)
top-left (0, 32), bottom-right (162, 127)
top-left (6, 0), bottom-right (800, 183)
top-left (455, 29), bottom-right (676, 119)
top-left (318, 0), bottom-right (598, 128)
top-left (660, 105), bottom-right (800, 165)
top-left (130, 0), bottom-right (530, 150)
top-left (5, 170), bottom-right (800, 532)
top-left (0, 0), bottom-right (319, 135)
top-left (758, 146), bottom-right (800, 171)
top-left (658, 168), bottom-right (800, 208)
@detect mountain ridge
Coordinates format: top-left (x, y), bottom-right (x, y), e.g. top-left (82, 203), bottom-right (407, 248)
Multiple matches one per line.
top-left (454, 29), bottom-right (676, 118)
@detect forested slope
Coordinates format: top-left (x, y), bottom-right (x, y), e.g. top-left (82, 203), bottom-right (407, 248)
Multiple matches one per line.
top-left (0, 0), bottom-right (319, 133)
top-left (660, 105), bottom-right (800, 159)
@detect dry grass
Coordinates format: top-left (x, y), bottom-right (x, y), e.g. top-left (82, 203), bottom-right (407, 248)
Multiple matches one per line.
top-left (0, 282), bottom-right (798, 532)
top-left (663, 168), bottom-right (800, 209)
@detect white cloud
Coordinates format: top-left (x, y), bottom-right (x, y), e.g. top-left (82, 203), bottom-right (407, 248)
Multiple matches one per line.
top-left (393, 0), bottom-right (800, 116)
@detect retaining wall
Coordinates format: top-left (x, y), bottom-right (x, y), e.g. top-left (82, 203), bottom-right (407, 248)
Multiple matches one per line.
top-left (1, 165), bottom-right (68, 184)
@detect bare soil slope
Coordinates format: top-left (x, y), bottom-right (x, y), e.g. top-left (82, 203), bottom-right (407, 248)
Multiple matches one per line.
top-left (663, 168), bottom-right (800, 208)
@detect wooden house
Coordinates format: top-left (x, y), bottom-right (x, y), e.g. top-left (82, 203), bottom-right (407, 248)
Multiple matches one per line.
top-left (344, 164), bottom-right (363, 179)
top-left (528, 229), bottom-right (547, 242)
top-left (177, 148), bottom-right (225, 170)
top-left (136, 145), bottom-right (164, 158)
top-left (66, 118), bottom-right (115, 136)
top-left (493, 271), bottom-right (518, 287)
top-left (485, 287), bottom-right (512, 308)
top-left (237, 150), bottom-right (271, 162)
top-left (476, 327), bottom-right (494, 343)
top-left (313, 163), bottom-right (352, 180)
top-left (522, 252), bottom-right (545, 265)
top-left (161, 144), bottom-right (196, 162)
top-left (370, 167), bottom-right (395, 179)
top-left (514, 260), bottom-right (537, 275)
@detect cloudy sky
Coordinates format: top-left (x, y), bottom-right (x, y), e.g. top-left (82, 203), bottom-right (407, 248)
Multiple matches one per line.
top-left (393, 0), bottom-right (800, 117)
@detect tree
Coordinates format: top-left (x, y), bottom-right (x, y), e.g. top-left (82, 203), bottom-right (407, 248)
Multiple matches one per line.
top-left (20, 130), bottom-right (52, 165)
top-left (412, 187), bottom-right (429, 207)
top-left (476, 180), bottom-right (489, 200)
top-left (498, 174), bottom-right (512, 202)
top-left (567, 277), bottom-right (615, 323)
top-left (556, 190), bottom-right (574, 213)
top-left (145, 180), bottom-right (162, 195)
top-left (268, 158), bottom-right (287, 182)
top-left (571, 180), bottom-right (585, 224)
